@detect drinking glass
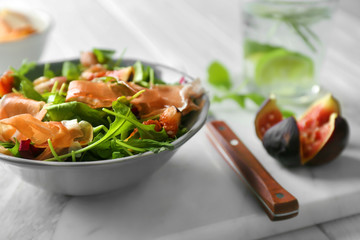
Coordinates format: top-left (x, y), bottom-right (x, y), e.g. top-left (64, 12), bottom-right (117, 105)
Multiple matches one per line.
top-left (242, 0), bottom-right (338, 103)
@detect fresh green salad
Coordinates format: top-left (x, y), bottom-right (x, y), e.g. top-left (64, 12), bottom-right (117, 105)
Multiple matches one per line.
top-left (0, 49), bottom-right (204, 161)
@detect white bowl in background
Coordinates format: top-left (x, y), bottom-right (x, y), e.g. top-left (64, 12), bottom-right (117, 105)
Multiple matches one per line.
top-left (0, 7), bottom-right (52, 72)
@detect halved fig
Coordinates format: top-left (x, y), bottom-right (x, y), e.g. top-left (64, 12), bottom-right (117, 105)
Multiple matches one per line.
top-left (262, 117), bottom-right (301, 167)
top-left (259, 94), bottom-right (350, 167)
top-left (304, 114), bottom-right (349, 166)
top-left (297, 94), bottom-right (344, 165)
top-left (254, 95), bottom-right (283, 140)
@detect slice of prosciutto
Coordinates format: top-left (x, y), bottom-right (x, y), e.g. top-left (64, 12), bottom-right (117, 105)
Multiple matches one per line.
top-left (0, 93), bottom-right (47, 120)
top-left (0, 114), bottom-right (93, 160)
top-left (65, 78), bottom-right (204, 119)
top-left (65, 80), bottom-right (138, 108)
top-left (130, 79), bottom-right (204, 119)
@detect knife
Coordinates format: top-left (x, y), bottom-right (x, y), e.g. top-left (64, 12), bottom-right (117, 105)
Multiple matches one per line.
top-left (206, 120), bottom-right (299, 221)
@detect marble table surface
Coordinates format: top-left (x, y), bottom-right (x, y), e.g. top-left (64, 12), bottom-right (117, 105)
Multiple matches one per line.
top-left (1, 0), bottom-right (360, 239)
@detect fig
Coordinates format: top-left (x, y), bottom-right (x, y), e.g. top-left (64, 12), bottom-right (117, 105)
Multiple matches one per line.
top-left (254, 95), bottom-right (283, 140)
top-left (304, 114), bottom-right (349, 166)
top-left (257, 94), bottom-right (350, 166)
top-left (297, 94), bottom-right (345, 165)
top-left (262, 117), bottom-right (301, 167)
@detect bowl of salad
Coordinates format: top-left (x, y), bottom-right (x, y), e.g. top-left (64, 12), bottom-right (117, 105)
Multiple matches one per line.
top-left (0, 49), bottom-right (209, 195)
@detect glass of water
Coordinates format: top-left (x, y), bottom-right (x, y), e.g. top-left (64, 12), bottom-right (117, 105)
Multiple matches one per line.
top-left (242, 0), bottom-right (338, 103)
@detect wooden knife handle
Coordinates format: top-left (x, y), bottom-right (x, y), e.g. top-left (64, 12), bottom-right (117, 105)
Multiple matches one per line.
top-left (206, 120), bottom-right (299, 221)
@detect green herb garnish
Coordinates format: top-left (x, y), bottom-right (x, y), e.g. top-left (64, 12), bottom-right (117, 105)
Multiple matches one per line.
top-left (207, 60), bottom-right (295, 117)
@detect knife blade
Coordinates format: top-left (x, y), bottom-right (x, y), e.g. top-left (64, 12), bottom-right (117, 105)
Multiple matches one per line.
top-left (206, 120), bottom-right (299, 221)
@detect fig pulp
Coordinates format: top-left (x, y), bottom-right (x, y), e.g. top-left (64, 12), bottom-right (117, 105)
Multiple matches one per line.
top-left (254, 95), bottom-right (283, 140)
top-left (256, 94), bottom-right (349, 166)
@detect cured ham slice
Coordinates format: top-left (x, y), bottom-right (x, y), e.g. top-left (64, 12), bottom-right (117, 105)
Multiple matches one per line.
top-left (33, 76), bottom-right (67, 93)
top-left (65, 80), bottom-right (137, 108)
top-left (130, 79), bottom-right (204, 119)
top-left (0, 93), bottom-right (46, 120)
top-left (66, 78), bottom-right (203, 119)
top-left (0, 114), bottom-right (93, 160)
top-left (80, 66), bottom-right (134, 82)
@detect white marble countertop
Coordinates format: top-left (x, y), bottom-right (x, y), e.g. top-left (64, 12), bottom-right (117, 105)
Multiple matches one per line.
top-left (1, 0), bottom-right (360, 239)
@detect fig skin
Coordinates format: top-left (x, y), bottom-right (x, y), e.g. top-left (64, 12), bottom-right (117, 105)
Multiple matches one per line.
top-left (305, 115), bottom-right (349, 166)
top-left (262, 117), bottom-right (301, 167)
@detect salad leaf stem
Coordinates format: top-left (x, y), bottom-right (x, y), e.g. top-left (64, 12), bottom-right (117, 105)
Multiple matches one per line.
top-left (93, 125), bottom-right (109, 134)
top-left (51, 80), bottom-right (59, 93)
top-left (59, 83), bottom-right (67, 96)
top-left (47, 139), bottom-right (61, 161)
top-left (115, 139), bottom-right (146, 153)
top-left (71, 151), bottom-right (76, 162)
top-left (113, 48), bottom-right (127, 68)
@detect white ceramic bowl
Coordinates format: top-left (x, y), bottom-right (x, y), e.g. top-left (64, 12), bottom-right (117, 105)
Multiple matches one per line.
top-left (0, 7), bottom-right (52, 72)
top-left (0, 59), bottom-right (209, 196)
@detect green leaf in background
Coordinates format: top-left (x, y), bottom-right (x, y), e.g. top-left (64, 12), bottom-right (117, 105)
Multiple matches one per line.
top-left (62, 61), bottom-right (80, 80)
top-left (93, 48), bottom-right (116, 64)
top-left (213, 92), bottom-right (265, 109)
top-left (207, 61), bottom-right (232, 90)
top-left (244, 93), bottom-right (266, 106)
top-left (280, 109), bottom-right (295, 118)
top-left (207, 60), bottom-right (296, 116)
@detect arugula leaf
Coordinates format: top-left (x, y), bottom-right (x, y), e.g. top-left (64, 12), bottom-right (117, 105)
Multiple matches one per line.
top-left (111, 99), bottom-right (137, 140)
top-left (103, 107), bottom-right (168, 141)
top-left (45, 101), bottom-right (108, 126)
top-left (19, 80), bottom-right (44, 101)
top-left (85, 137), bottom-right (173, 161)
top-left (11, 62), bottom-right (44, 101)
top-left (0, 142), bottom-right (15, 148)
top-left (123, 138), bottom-right (173, 153)
top-left (9, 140), bottom-right (20, 157)
top-left (112, 151), bottom-right (125, 159)
top-left (93, 48), bottom-right (115, 64)
top-left (62, 61), bottom-right (80, 80)
top-left (13, 59), bottom-right (36, 76)
top-left (132, 61), bottom-right (161, 87)
top-left (207, 61), bottom-right (232, 90)
top-left (43, 63), bottom-right (56, 79)
top-left (45, 92), bottom-right (66, 104)
top-left (133, 61), bottom-right (146, 84)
